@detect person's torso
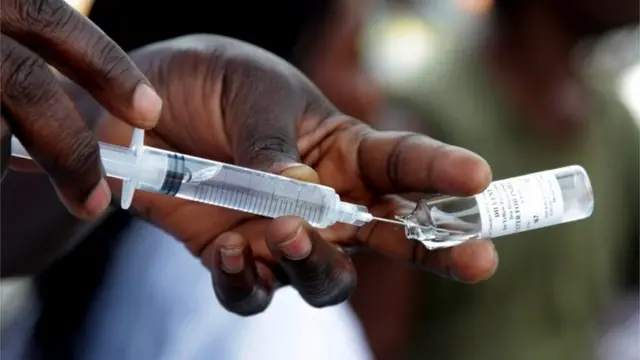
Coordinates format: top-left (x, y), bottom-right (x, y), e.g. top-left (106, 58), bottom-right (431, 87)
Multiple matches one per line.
top-left (397, 48), bottom-right (639, 360)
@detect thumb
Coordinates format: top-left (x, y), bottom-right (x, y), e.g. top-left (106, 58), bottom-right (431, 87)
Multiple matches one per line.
top-left (276, 163), bottom-right (320, 184)
top-left (230, 111), bottom-right (303, 176)
top-left (232, 126), bottom-right (319, 183)
top-left (231, 120), bottom-right (320, 183)
top-left (227, 94), bottom-right (320, 182)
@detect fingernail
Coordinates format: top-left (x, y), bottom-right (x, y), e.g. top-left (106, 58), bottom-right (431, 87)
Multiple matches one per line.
top-left (277, 223), bottom-right (312, 260)
top-left (220, 246), bottom-right (245, 274)
top-left (133, 83), bottom-right (163, 127)
top-left (280, 164), bottom-right (320, 183)
top-left (84, 178), bottom-right (112, 217)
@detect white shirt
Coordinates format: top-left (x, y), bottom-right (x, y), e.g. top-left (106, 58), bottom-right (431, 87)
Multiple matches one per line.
top-left (78, 220), bottom-right (373, 360)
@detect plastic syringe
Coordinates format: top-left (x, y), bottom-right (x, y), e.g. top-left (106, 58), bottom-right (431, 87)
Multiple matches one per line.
top-left (10, 129), bottom-right (403, 229)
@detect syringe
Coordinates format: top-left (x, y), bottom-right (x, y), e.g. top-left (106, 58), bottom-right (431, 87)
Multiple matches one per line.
top-left (10, 130), bottom-right (595, 249)
top-left (10, 129), bottom-right (404, 229)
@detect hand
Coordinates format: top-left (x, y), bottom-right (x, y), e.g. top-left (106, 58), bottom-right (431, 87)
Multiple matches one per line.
top-left (0, 0), bottom-right (162, 218)
top-left (98, 35), bottom-right (499, 316)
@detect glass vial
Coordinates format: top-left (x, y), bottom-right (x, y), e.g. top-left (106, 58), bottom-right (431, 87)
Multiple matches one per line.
top-left (397, 165), bottom-right (594, 250)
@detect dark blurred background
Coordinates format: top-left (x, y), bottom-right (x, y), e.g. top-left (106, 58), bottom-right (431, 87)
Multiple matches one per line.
top-left (1, 1), bottom-right (638, 360)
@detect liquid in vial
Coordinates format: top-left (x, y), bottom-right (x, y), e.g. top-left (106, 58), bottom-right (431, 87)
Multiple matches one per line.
top-left (397, 165), bottom-right (594, 250)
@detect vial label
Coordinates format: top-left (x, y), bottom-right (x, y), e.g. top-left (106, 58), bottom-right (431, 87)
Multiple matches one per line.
top-left (475, 170), bottom-right (564, 238)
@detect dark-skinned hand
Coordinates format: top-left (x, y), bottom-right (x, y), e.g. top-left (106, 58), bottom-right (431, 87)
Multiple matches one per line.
top-left (0, 0), bottom-right (162, 218)
top-left (100, 35), bottom-right (499, 316)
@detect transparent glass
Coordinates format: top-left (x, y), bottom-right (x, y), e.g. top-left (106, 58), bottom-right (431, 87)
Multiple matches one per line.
top-left (398, 165), bottom-right (594, 250)
top-left (11, 135), bottom-right (594, 244)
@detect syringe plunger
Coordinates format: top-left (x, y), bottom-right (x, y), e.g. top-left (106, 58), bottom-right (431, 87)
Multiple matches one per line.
top-left (10, 129), bottom-right (376, 229)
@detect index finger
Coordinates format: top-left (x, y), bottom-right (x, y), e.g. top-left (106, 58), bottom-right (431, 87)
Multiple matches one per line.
top-left (357, 131), bottom-right (492, 196)
top-left (1, 0), bottom-right (162, 128)
top-left (360, 198), bottom-right (498, 283)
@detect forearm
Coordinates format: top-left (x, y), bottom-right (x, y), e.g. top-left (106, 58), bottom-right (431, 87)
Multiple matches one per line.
top-left (0, 76), bottom-right (108, 277)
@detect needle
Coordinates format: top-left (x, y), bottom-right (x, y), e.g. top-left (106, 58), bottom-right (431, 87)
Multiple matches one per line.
top-left (371, 216), bottom-right (407, 226)
top-left (372, 216), bottom-right (436, 233)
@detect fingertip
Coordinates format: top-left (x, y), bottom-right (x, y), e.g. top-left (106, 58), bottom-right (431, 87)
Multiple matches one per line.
top-left (132, 83), bottom-right (162, 128)
top-left (271, 224), bottom-right (357, 308)
top-left (209, 234), bottom-right (275, 316)
top-left (434, 147), bottom-right (492, 195)
top-left (267, 217), bottom-right (312, 260)
top-left (278, 164), bottom-right (320, 184)
top-left (218, 233), bottom-right (247, 274)
top-left (66, 178), bottom-right (111, 219)
top-left (449, 240), bottom-right (499, 283)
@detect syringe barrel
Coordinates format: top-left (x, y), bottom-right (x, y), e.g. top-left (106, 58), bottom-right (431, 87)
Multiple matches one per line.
top-left (10, 136), bottom-right (360, 228)
top-left (142, 148), bottom-right (343, 228)
top-left (10, 135), bottom-right (367, 228)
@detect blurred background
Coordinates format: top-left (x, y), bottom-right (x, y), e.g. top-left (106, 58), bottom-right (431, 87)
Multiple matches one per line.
top-left (357, 3), bottom-right (639, 360)
top-left (363, 0), bottom-right (640, 125)
top-left (1, 0), bottom-right (638, 360)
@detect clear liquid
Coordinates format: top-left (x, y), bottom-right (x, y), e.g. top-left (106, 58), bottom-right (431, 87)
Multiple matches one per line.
top-left (398, 165), bottom-right (594, 250)
top-left (165, 155), bottom-right (340, 228)
top-left (397, 195), bottom-right (482, 250)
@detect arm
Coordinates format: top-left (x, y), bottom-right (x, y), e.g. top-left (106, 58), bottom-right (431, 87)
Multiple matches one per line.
top-left (0, 77), bottom-right (109, 277)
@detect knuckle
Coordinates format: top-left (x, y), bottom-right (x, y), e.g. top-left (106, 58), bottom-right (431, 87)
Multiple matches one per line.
top-left (88, 39), bottom-right (133, 83)
top-left (47, 131), bottom-right (99, 181)
top-left (15, 0), bottom-right (75, 33)
top-left (242, 134), bottom-right (298, 166)
top-left (1, 51), bottom-right (56, 105)
top-left (385, 133), bottom-right (423, 189)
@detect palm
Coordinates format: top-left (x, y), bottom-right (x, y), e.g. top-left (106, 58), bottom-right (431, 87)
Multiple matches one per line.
top-left (101, 99), bottom-right (389, 263)
top-left (96, 36), bottom-right (401, 258)
top-left (99, 37), bottom-right (497, 313)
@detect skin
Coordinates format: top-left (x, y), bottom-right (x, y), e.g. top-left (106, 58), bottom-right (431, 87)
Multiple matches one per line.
top-left (0, 0), bottom-right (382, 278)
top-left (92, 35), bottom-right (499, 315)
top-left (0, 75), bottom-right (110, 277)
top-left (0, 0), bottom-right (162, 216)
top-left (300, 0), bottom-right (429, 355)
top-left (1, 1), bottom-right (497, 316)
